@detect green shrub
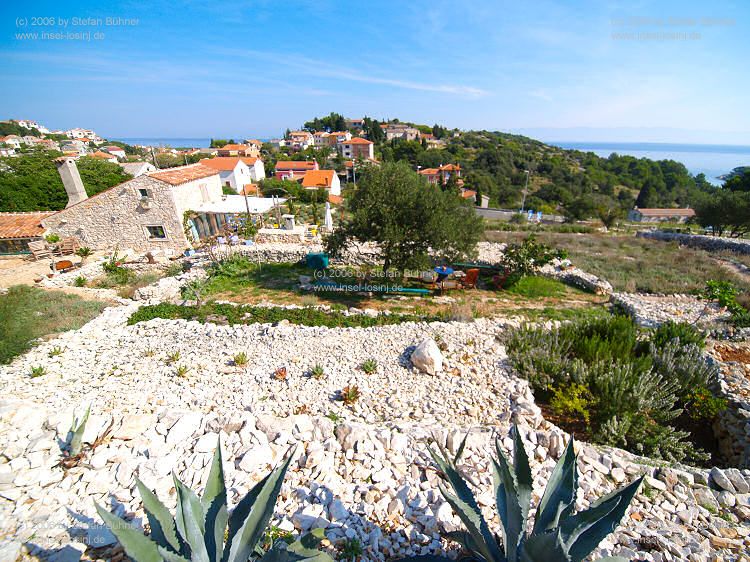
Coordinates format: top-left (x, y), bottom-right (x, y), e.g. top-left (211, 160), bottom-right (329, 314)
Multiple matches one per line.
top-left (550, 383), bottom-right (593, 425)
top-left (506, 315), bottom-right (711, 463)
top-left (648, 321), bottom-right (705, 350)
top-left (310, 364), bottom-right (325, 379)
top-left (73, 276), bottom-right (87, 287)
top-left (500, 235), bottom-right (567, 280)
top-left (45, 233), bottom-right (60, 243)
top-left (506, 276), bottom-right (566, 298)
top-left (685, 386), bottom-right (728, 422)
top-left (233, 352), bottom-right (249, 367)
top-left (30, 365), bottom-right (46, 378)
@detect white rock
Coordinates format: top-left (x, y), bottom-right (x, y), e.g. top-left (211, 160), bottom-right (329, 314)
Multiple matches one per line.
top-left (238, 445), bottom-right (275, 473)
top-left (410, 339), bottom-right (443, 375)
top-left (195, 432), bottom-right (219, 453)
top-left (166, 413), bottom-right (202, 447)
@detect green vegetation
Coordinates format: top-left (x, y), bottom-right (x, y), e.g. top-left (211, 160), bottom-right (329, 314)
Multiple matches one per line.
top-left (67, 406), bottom-right (90, 457)
top-left (0, 150), bottom-right (132, 211)
top-left (309, 364), bottom-right (325, 379)
top-left (702, 280), bottom-right (750, 327)
top-left (29, 365), bottom-right (47, 378)
top-left (73, 276), bottom-right (87, 287)
top-left (233, 352), bottom-right (249, 367)
top-left (360, 358), bottom-right (378, 374)
top-left (129, 302), bottom-right (435, 328)
top-left (507, 316), bottom-right (723, 464)
top-left (96, 444), bottom-right (334, 562)
top-left (506, 277), bottom-right (567, 299)
top-left (694, 170), bottom-right (750, 237)
top-left (337, 538), bottom-right (363, 561)
top-left (325, 162), bottom-right (482, 272)
top-left (403, 428), bottom-right (641, 562)
top-left (496, 235), bottom-right (567, 288)
top-left (0, 285), bottom-right (105, 364)
top-left (340, 385), bottom-right (361, 405)
top-left (485, 231), bottom-right (750, 294)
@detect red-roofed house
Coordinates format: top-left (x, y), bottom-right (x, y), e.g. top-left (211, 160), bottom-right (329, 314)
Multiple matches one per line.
top-left (102, 146), bottom-right (127, 159)
top-left (301, 170), bottom-right (341, 196)
top-left (217, 143), bottom-right (260, 158)
top-left (199, 157), bottom-right (266, 192)
top-left (339, 137), bottom-right (374, 160)
top-left (0, 212), bottom-right (54, 255)
top-left (89, 151), bottom-right (118, 163)
top-left (419, 164), bottom-right (463, 187)
top-left (274, 160), bottom-right (319, 180)
top-left (288, 131), bottom-right (314, 150)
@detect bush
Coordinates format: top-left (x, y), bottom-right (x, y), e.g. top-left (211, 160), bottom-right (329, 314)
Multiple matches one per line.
top-left (550, 383), bottom-right (593, 425)
top-left (685, 386), bottom-right (728, 422)
top-left (499, 235), bottom-right (566, 282)
top-left (648, 321), bottom-right (705, 350)
top-left (506, 315), bottom-right (714, 463)
top-left (73, 276), bottom-right (87, 287)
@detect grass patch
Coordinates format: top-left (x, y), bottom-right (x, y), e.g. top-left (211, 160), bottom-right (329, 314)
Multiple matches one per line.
top-left (506, 276), bottom-right (566, 298)
top-left (0, 285), bottom-right (106, 364)
top-left (95, 269), bottom-right (162, 299)
top-left (483, 231), bottom-right (750, 294)
top-left (128, 302), bottom-right (439, 328)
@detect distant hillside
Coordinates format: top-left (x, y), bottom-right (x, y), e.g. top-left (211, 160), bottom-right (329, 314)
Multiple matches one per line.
top-left (718, 166), bottom-right (749, 181)
top-left (299, 113), bottom-right (715, 219)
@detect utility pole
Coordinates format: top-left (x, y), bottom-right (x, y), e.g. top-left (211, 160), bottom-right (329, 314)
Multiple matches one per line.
top-left (521, 170), bottom-right (530, 212)
top-left (151, 146), bottom-right (159, 169)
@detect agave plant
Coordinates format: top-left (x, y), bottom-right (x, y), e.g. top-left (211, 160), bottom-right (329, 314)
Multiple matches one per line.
top-left (96, 443), bottom-right (333, 562)
top-left (409, 426), bottom-right (643, 562)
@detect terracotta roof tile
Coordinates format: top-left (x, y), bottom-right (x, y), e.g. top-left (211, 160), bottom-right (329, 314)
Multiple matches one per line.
top-left (635, 208), bottom-right (695, 216)
top-left (0, 212), bottom-right (53, 239)
top-left (149, 164), bottom-right (218, 185)
top-left (275, 161), bottom-right (317, 171)
top-left (301, 170), bottom-right (335, 188)
top-left (343, 137), bottom-right (373, 145)
top-left (199, 157), bottom-right (244, 171)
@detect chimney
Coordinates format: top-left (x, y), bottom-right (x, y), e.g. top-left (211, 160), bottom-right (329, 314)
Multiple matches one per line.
top-left (55, 157), bottom-right (88, 207)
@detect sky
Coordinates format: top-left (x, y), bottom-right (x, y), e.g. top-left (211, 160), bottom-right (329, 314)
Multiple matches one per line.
top-left (1, 0), bottom-right (749, 143)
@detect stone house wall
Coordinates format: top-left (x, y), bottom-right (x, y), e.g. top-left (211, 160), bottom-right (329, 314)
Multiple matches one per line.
top-left (42, 175), bottom-right (191, 254)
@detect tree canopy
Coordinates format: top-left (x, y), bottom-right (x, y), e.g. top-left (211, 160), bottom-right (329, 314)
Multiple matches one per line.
top-left (0, 150), bottom-right (132, 211)
top-left (324, 162), bottom-right (483, 272)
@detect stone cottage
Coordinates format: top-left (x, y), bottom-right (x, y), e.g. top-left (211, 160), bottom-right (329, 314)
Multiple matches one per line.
top-left (43, 158), bottom-right (225, 254)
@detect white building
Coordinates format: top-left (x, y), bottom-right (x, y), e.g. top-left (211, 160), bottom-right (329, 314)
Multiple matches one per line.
top-left (199, 157), bottom-right (266, 192)
top-left (118, 161), bottom-right (157, 177)
top-left (0, 135), bottom-right (22, 149)
top-left (102, 146), bottom-right (127, 159)
top-left (65, 128), bottom-right (102, 142)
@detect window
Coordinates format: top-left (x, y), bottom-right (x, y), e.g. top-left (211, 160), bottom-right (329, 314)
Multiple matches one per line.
top-left (138, 188), bottom-right (150, 198)
top-left (145, 225), bottom-right (167, 240)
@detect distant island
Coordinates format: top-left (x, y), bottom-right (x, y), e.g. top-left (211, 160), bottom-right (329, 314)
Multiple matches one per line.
top-left (718, 166), bottom-right (750, 181)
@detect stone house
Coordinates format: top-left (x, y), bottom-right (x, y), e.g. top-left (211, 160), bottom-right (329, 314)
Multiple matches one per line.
top-left (0, 212), bottom-right (53, 255)
top-left (118, 161), bottom-right (157, 177)
top-left (217, 144), bottom-right (260, 158)
top-left (43, 159), bottom-right (224, 254)
top-left (419, 164), bottom-right (463, 187)
top-left (627, 207), bottom-right (696, 223)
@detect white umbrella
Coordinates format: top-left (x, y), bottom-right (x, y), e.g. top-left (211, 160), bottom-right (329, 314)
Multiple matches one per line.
top-left (324, 201), bottom-right (333, 231)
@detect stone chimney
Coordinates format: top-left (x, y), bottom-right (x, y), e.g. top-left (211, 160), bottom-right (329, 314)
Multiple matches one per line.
top-left (55, 156), bottom-right (88, 207)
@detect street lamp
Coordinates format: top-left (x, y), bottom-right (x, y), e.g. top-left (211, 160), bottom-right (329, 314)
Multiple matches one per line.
top-left (520, 170), bottom-right (530, 212)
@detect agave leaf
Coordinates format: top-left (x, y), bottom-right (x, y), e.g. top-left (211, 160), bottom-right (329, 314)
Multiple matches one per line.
top-left (69, 405), bottom-right (90, 456)
top-left (595, 558), bottom-right (629, 562)
top-left (286, 528), bottom-right (335, 562)
top-left (95, 503), bottom-right (161, 562)
top-left (492, 441), bottom-right (523, 562)
top-left (391, 557), bottom-right (454, 562)
top-left (561, 476), bottom-right (643, 562)
top-left (519, 528), bottom-right (569, 562)
top-left (135, 477), bottom-right (183, 553)
top-left (454, 432), bottom-right (469, 464)
top-left (444, 530), bottom-right (483, 554)
top-left (225, 446), bottom-right (296, 562)
top-left (157, 545), bottom-right (192, 562)
top-left (203, 443), bottom-right (229, 562)
top-left (225, 470), bottom-right (272, 549)
top-left (532, 437), bottom-right (577, 534)
top-left (512, 428), bottom-right (533, 531)
top-left (439, 484), bottom-right (504, 562)
top-left (174, 474), bottom-right (210, 562)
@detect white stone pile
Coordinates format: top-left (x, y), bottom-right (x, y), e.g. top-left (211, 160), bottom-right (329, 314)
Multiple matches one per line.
top-left (611, 292), bottom-right (731, 328)
top-left (1, 308), bottom-right (749, 560)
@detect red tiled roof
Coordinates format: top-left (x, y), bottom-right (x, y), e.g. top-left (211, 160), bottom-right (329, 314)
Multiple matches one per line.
top-left (461, 189), bottom-right (477, 199)
top-left (0, 212), bottom-right (53, 239)
top-left (149, 164), bottom-right (218, 185)
top-left (90, 151), bottom-right (116, 160)
top-left (240, 157), bottom-right (259, 165)
top-left (635, 208), bottom-right (695, 217)
top-left (219, 144), bottom-right (249, 151)
top-left (328, 194), bottom-right (343, 205)
top-left (199, 157), bottom-right (243, 171)
top-left (301, 170), bottom-right (335, 188)
top-left (343, 137), bottom-right (373, 145)
top-left (275, 161), bottom-right (317, 171)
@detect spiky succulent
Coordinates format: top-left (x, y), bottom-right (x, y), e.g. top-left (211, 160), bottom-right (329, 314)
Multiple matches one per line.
top-left (407, 426), bottom-right (642, 562)
top-left (96, 443), bottom-right (333, 562)
top-left (67, 405), bottom-right (90, 456)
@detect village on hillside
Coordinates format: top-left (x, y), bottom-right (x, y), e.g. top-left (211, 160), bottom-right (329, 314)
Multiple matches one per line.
top-left (0, 113), bottom-right (749, 562)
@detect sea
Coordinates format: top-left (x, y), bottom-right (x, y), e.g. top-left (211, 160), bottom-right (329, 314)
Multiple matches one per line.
top-left (112, 137), bottom-right (750, 186)
top-left (552, 142), bottom-right (750, 185)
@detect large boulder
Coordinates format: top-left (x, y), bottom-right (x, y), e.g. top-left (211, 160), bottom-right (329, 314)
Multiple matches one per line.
top-left (410, 339), bottom-right (443, 375)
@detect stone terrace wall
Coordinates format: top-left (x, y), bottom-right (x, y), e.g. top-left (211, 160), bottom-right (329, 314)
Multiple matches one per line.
top-left (638, 231), bottom-right (750, 255)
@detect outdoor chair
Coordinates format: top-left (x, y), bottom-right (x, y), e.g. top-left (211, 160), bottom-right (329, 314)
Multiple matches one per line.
top-left (28, 240), bottom-right (52, 261)
top-left (461, 268), bottom-right (480, 289)
top-left (58, 237), bottom-right (80, 255)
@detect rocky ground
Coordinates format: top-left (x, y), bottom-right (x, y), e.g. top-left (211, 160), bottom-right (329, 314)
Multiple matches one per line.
top-left (1, 302), bottom-right (749, 561)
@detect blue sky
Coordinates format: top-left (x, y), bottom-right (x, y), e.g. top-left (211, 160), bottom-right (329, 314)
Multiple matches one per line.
top-left (1, 0), bottom-right (749, 143)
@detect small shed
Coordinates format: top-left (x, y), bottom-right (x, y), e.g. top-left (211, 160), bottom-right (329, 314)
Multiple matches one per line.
top-left (0, 212), bottom-right (54, 255)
